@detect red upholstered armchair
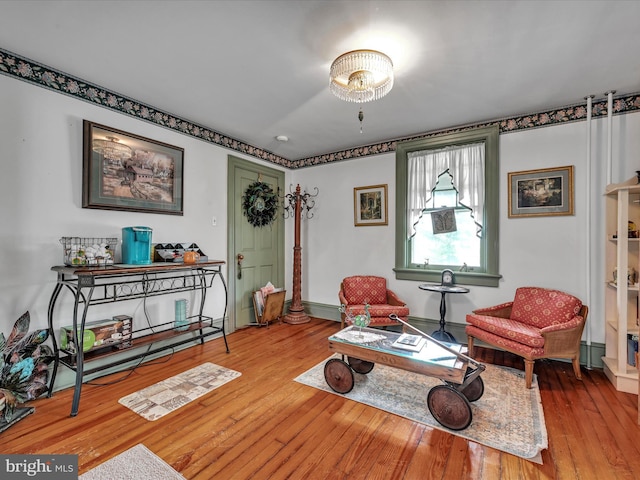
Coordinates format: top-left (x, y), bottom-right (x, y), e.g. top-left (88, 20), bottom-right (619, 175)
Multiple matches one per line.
top-left (466, 287), bottom-right (588, 389)
top-left (338, 275), bottom-right (410, 329)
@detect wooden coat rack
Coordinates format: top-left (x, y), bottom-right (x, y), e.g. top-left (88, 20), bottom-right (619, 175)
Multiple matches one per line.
top-left (282, 184), bottom-right (317, 324)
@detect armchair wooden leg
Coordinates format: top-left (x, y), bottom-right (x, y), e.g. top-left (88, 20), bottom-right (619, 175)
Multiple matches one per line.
top-left (467, 336), bottom-right (475, 357)
top-left (524, 359), bottom-right (534, 389)
top-left (572, 357), bottom-right (582, 381)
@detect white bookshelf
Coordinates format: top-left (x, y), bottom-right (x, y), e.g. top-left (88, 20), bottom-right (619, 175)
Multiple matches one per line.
top-left (603, 183), bottom-right (640, 394)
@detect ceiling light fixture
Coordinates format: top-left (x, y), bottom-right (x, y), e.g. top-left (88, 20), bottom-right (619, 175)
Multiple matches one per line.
top-left (329, 49), bottom-right (394, 133)
top-left (92, 136), bottom-right (133, 162)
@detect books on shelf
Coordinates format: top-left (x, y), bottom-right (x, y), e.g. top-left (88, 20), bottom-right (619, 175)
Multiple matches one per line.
top-left (392, 333), bottom-right (426, 352)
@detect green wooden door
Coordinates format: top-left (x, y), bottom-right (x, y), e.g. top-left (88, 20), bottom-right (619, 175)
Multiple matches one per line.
top-left (228, 156), bottom-right (284, 329)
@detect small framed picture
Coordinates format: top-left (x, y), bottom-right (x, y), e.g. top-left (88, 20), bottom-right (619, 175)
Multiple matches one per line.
top-left (508, 165), bottom-right (574, 218)
top-left (354, 184), bottom-right (388, 226)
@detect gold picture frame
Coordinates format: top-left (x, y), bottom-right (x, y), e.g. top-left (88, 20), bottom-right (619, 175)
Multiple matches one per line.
top-left (508, 166), bottom-right (574, 218)
top-left (354, 184), bottom-right (388, 226)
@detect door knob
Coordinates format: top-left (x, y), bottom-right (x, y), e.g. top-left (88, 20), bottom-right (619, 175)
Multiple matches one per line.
top-left (237, 254), bottom-right (244, 279)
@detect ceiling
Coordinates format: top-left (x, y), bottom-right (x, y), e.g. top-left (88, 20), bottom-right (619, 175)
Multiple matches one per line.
top-left (1, 1), bottom-right (639, 162)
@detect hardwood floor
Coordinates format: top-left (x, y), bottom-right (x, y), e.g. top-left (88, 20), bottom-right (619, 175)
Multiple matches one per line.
top-left (3, 318), bottom-right (639, 479)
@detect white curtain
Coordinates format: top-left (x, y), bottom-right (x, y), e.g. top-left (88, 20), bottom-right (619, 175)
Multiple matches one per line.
top-left (407, 142), bottom-right (485, 238)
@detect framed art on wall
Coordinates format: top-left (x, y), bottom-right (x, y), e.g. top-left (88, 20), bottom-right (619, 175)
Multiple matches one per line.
top-left (354, 184), bottom-right (388, 226)
top-left (82, 120), bottom-right (184, 215)
top-left (508, 165), bottom-right (574, 218)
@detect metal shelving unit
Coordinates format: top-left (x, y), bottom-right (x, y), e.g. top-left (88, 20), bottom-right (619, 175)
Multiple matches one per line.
top-left (47, 261), bottom-right (229, 416)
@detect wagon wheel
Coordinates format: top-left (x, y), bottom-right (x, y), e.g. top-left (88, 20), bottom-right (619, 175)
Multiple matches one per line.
top-left (427, 384), bottom-right (473, 431)
top-left (461, 368), bottom-right (484, 402)
top-left (324, 358), bottom-right (355, 394)
top-left (347, 356), bottom-right (375, 374)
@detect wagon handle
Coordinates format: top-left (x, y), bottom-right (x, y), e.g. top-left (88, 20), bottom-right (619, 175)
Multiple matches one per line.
top-left (388, 314), bottom-right (485, 370)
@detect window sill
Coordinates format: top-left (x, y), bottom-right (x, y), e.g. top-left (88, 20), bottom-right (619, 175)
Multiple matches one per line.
top-left (393, 268), bottom-right (502, 287)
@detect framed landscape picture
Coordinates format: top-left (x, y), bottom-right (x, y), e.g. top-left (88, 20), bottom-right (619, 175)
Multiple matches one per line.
top-left (354, 184), bottom-right (388, 226)
top-left (508, 166), bottom-right (574, 218)
top-left (82, 120), bottom-right (184, 215)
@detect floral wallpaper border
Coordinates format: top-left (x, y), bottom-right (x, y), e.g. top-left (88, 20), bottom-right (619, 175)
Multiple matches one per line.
top-left (1, 47), bottom-right (638, 170)
top-left (292, 93), bottom-right (640, 168)
top-left (0, 47), bottom-right (293, 169)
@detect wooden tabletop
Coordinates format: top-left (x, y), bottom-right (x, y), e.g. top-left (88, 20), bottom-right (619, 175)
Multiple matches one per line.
top-left (328, 326), bottom-right (467, 384)
top-left (52, 260), bottom-right (225, 277)
top-left (419, 283), bottom-right (470, 294)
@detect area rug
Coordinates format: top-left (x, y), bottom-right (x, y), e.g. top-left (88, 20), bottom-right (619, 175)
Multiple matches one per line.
top-left (119, 362), bottom-right (241, 421)
top-left (80, 444), bottom-right (184, 480)
top-left (295, 355), bottom-right (548, 463)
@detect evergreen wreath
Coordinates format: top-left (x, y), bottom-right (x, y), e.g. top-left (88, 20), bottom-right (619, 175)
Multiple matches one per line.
top-left (242, 181), bottom-right (278, 227)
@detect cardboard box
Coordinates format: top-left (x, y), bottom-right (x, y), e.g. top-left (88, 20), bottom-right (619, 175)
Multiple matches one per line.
top-left (60, 316), bottom-right (132, 353)
top-left (112, 315), bottom-right (133, 349)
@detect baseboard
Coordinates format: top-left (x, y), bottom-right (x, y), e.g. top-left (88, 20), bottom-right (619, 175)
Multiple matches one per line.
top-left (301, 301), bottom-right (340, 322)
top-left (301, 301), bottom-right (605, 369)
top-left (583, 343), bottom-right (605, 369)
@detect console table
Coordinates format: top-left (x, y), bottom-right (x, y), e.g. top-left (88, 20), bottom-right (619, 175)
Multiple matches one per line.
top-left (47, 261), bottom-right (229, 416)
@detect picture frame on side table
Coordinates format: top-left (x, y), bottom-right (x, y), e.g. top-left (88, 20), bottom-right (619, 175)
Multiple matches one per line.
top-left (82, 120), bottom-right (184, 215)
top-left (354, 184), bottom-right (388, 226)
top-left (508, 165), bottom-right (574, 218)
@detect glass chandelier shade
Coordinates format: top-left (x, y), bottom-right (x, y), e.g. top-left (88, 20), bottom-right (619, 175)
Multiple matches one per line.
top-left (329, 49), bottom-right (394, 103)
top-left (92, 136), bottom-right (133, 161)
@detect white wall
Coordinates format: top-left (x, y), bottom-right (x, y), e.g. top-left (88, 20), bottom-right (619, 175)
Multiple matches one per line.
top-left (0, 75), bottom-right (287, 341)
top-left (2, 70), bottom-right (638, 352)
top-left (291, 111), bottom-right (640, 344)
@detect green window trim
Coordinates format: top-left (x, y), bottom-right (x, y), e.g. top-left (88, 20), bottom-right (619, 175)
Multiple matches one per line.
top-left (394, 125), bottom-right (502, 287)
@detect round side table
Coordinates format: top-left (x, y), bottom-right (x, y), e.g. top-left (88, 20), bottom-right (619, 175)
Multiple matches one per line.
top-left (418, 284), bottom-right (470, 342)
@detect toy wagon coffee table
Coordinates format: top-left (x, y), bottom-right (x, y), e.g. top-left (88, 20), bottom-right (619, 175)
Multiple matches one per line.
top-left (325, 316), bottom-right (485, 431)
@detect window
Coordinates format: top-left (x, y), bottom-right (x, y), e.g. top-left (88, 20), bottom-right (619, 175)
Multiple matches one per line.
top-left (412, 171), bottom-right (481, 269)
top-left (394, 125), bottom-right (501, 287)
